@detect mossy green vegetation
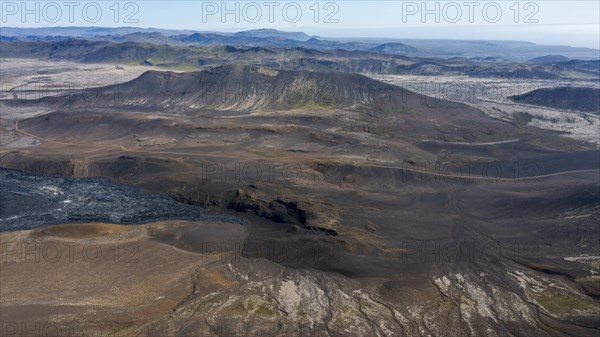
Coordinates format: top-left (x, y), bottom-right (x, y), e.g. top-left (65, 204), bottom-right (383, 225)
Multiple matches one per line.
top-left (535, 290), bottom-right (598, 315)
top-left (242, 295), bottom-right (278, 317)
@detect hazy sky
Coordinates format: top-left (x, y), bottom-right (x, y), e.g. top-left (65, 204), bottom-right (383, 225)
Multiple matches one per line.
top-left (2, 0), bottom-right (599, 48)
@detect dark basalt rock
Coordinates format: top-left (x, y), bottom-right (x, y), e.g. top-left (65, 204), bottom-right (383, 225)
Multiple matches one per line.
top-left (0, 168), bottom-right (246, 231)
top-left (227, 188), bottom-right (337, 236)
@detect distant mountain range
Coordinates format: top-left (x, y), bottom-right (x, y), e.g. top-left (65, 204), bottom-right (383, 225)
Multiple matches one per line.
top-left (2, 39), bottom-right (598, 80)
top-left (1, 27), bottom-right (598, 61)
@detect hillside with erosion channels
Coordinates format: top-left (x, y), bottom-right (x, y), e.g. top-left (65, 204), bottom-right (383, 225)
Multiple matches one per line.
top-left (13, 64), bottom-right (487, 114)
top-left (0, 27), bottom-right (599, 337)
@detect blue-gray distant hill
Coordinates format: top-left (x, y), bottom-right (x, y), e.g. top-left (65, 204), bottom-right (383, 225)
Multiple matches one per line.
top-left (233, 29), bottom-right (313, 41)
top-left (369, 43), bottom-right (419, 55)
top-left (528, 55), bottom-right (570, 64)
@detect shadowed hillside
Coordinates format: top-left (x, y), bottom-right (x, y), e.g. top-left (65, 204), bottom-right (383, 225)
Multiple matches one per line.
top-left (510, 87), bottom-right (600, 114)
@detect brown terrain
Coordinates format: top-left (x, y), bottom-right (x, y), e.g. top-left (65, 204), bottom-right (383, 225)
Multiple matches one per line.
top-left (0, 58), bottom-right (599, 337)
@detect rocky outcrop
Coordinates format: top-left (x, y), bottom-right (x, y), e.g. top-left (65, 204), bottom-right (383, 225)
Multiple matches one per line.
top-left (122, 254), bottom-right (600, 337)
top-left (227, 188), bottom-right (338, 236)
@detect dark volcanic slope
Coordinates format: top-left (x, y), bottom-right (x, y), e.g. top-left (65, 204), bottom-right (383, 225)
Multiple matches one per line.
top-left (112, 65), bottom-right (412, 113)
top-left (510, 87), bottom-right (600, 113)
top-left (17, 64), bottom-right (480, 115)
top-left (14, 64), bottom-right (549, 147)
top-left (0, 168), bottom-right (245, 231)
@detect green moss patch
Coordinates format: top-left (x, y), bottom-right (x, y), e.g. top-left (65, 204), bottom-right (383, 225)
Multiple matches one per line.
top-left (535, 290), bottom-right (598, 315)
